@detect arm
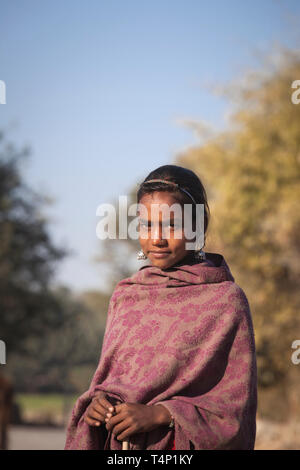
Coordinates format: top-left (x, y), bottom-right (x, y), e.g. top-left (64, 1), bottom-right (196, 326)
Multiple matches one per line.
top-left (152, 404), bottom-right (173, 427)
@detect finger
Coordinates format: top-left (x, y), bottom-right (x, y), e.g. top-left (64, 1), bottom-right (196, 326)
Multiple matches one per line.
top-left (87, 399), bottom-right (112, 422)
top-left (92, 399), bottom-right (112, 416)
top-left (84, 414), bottom-right (101, 427)
top-left (87, 407), bottom-right (107, 423)
top-left (90, 399), bottom-right (108, 414)
top-left (110, 416), bottom-right (132, 437)
top-left (114, 403), bottom-right (126, 414)
top-left (113, 421), bottom-right (135, 441)
top-left (97, 395), bottom-right (115, 413)
top-left (105, 410), bottom-right (125, 430)
top-left (117, 427), bottom-right (135, 442)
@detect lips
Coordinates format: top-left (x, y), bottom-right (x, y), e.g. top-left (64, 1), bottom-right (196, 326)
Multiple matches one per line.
top-left (149, 250), bottom-right (171, 258)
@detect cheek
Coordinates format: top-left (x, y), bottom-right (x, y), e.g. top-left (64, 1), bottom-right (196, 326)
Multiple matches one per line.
top-left (139, 235), bottom-right (147, 246)
top-left (171, 236), bottom-right (188, 253)
top-left (140, 237), bottom-right (148, 244)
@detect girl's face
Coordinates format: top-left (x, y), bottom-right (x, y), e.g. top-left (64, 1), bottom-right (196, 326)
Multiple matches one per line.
top-left (138, 191), bottom-right (195, 269)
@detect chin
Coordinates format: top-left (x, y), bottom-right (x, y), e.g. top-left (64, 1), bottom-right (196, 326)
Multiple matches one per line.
top-left (152, 259), bottom-right (173, 269)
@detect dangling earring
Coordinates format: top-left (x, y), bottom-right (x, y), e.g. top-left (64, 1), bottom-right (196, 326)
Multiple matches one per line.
top-left (194, 241), bottom-right (206, 261)
top-left (137, 249), bottom-right (147, 260)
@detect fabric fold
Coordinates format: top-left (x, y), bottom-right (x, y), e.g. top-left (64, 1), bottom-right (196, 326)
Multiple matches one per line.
top-left (64, 252), bottom-right (257, 450)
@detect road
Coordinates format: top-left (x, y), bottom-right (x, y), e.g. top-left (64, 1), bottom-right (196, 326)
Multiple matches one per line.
top-left (8, 425), bottom-right (67, 450)
top-left (7, 419), bottom-right (300, 450)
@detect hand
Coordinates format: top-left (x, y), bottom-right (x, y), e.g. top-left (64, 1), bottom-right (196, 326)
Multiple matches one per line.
top-left (105, 403), bottom-right (171, 442)
top-left (84, 391), bottom-right (116, 427)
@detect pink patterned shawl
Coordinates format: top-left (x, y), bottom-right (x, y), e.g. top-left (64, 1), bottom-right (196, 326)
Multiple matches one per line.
top-left (64, 252), bottom-right (257, 450)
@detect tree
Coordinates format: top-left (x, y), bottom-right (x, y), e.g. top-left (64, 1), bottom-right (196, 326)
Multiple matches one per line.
top-left (176, 47), bottom-right (300, 396)
top-left (0, 132), bottom-right (114, 394)
top-left (7, 286), bottom-right (110, 394)
top-left (0, 132), bottom-right (68, 354)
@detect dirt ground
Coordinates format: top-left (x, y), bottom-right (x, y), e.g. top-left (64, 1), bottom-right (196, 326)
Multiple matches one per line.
top-left (8, 425), bottom-right (67, 450)
top-left (255, 418), bottom-right (300, 450)
top-left (6, 418), bottom-right (300, 450)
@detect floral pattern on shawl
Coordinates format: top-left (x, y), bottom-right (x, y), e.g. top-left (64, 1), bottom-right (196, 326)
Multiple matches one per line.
top-left (64, 252), bottom-right (257, 450)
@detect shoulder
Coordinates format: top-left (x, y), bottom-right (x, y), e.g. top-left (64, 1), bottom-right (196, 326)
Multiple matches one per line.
top-left (108, 276), bottom-right (134, 306)
top-left (219, 281), bottom-right (252, 325)
top-left (224, 281), bottom-right (250, 306)
top-left (108, 282), bottom-right (124, 305)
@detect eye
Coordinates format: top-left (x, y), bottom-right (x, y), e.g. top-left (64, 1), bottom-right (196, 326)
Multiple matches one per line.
top-left (139, 220), bottom-right (150, 228)
top-left (163, 221), bottom-right (180, 230)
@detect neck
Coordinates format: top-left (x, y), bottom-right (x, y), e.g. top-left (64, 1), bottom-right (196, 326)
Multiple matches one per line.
top-left (164, 251), bottom-right (198, 270)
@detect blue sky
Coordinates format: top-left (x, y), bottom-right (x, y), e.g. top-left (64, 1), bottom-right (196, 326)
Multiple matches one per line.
top-left (1, 0), bottom-right (300, 292)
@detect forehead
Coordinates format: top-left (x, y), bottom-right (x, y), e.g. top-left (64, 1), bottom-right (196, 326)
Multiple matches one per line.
top-left (139, 191), bottom-right (181, 206)
top-left (138, 191), bottom-right (183, 220)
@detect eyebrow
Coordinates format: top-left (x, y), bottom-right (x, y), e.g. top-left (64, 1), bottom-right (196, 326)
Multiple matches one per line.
top-left (138, 216), bottom-right (181, 223)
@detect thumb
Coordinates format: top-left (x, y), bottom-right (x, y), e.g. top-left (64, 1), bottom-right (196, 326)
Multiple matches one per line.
top-left (110, 400), bottom-right (122, 414)
top-left (114, 400), bottom-right (122, 411)
top-left (114, 402), bottom-right (125, 414)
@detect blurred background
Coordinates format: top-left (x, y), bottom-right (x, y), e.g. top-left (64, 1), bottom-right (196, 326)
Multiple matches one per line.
top-left (1, 0), bottom-right (300, 450)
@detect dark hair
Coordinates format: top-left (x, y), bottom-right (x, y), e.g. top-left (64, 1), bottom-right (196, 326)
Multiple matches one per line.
top-left (137, 165), bottom-right (210, 244)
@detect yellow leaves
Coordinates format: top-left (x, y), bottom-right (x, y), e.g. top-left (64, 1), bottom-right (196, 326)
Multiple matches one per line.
top-left (177, 50), bottom-right (300, 387)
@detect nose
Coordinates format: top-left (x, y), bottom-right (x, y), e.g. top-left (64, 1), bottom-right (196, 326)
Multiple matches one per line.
top-left (151, 223), bottom-right (168, 246)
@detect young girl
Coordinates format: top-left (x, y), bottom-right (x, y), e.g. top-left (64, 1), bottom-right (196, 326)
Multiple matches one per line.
top-left (65, 164), bottom-right (257, 450)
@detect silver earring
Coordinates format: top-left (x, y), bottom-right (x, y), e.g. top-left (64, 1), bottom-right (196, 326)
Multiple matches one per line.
top-left (137, 249), bottom-right (147, 260)
top-left (194, 242), bottom-right (206, 261)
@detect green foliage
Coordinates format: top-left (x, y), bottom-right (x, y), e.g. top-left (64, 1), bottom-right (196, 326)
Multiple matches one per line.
top-left (7, 286), bottom-right (110, 393)
top-left (0, 134), bottom-right (68, 353)
top-left (0, 134), bottom-right (111, 393)
top-left (177, 48), bottom-right (300, 390)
